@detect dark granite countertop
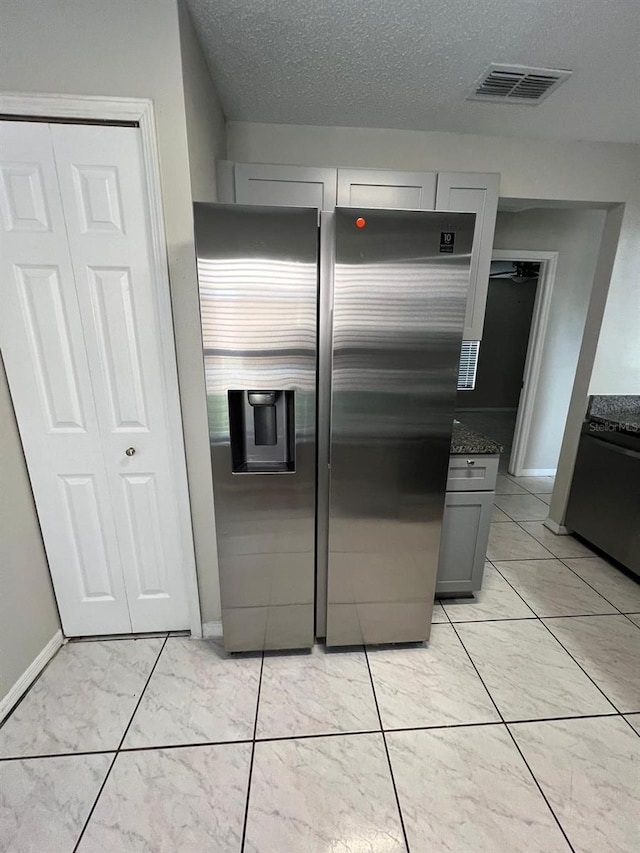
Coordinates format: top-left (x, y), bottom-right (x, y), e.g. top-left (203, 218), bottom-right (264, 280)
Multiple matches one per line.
top-left (450, 420), bottom-right (503, 455)
top-left (589, 411), bottom-right (640, 432)
top-left (587, 395), bottom-right (640, 434)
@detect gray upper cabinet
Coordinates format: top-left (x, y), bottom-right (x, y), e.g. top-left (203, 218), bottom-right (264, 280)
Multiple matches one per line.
top-left (233, 163), bottom-right (337, 211)
top-left (223, 163), bottom-right (500, 341)
top-left (435, 172), bottom-right (500, 341)
top-left (337, 168), bottom-right (436, 210)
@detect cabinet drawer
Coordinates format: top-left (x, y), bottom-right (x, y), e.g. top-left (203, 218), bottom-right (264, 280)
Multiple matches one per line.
top-left (446, 454), bottom-right (498, 491)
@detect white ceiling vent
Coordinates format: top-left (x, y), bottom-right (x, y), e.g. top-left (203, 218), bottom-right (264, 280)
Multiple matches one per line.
top-left (468, 63), bottom-right (572, 105)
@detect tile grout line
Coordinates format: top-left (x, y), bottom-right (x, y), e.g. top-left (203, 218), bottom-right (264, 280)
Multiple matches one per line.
top-left (485, 555), bottom-right (557, 562)
top-left (534, 612), bottom-right (625, 620)
top-left (508, 474), bottom-right (640, 608)
top-left (490, 555), bottom-right (640, 717)
top-left (505, 488), bottom-right (638, 616)
top-left (490, 565), bottom-right (623, 715)
top-left (488, 521), bottom-right (557, 561)
top-left (495, 474), bottom-right (560, 559)
top-left (491, 559), bottom-right (599, 620)
top-left (72, 633), bottom-right (169, 852)
top-left (537, 619), bottom-right (622, 714)
top-left (503, 727), bottom-right (576, 853)
top-left (511, 515), bottom-right (614, 574)
top-left (447, 622), bottom-right (504, 723)
top-left (621, 714), bottom-right (640, 738)
top-left (6, 711), bottom-right (638, 764)
top-left (448, 620), bottom-right (577, 853)
top-left (493, 507), bottom-right (550, 525)
top-left (240, 651), bottom-right (264, 853)
top-left (442, 557), bottom-right (537, 624)
top-left (553, 553), bottom-right (631, 616)
top-left (0, 749), bottom-right (116, 763)
top-left (491, 551), bottom-right (640, 617)
top-left (363, 646), bottom-right (412, 853)
top-left (464, 554), bottom-right (628, 623)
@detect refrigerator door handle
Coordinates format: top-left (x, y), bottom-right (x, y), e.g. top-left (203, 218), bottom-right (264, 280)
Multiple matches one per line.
top-left (315, 210), bottom-right (336, 637)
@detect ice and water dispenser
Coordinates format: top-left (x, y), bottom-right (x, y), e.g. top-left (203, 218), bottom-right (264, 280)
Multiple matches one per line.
top-left (228, 390), bottom-right (296, 473)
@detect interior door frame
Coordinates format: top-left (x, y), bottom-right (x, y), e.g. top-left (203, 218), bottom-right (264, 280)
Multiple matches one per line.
top-left (0, 92), bottom-right (203, 637)
top-left (491, 249), bottom-right (559, 478)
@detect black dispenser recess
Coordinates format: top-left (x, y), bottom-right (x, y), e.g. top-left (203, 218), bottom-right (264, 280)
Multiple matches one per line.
top-left (248, 391), bottom-right (277, 446)
top-left (228, 390), bottom-right (295, 473)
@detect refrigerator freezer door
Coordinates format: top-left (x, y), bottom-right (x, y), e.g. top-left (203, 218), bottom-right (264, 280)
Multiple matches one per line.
top-left (195, 204), bottom-right (318, 651)
top-left (326, 208), bottom-right (475, 646)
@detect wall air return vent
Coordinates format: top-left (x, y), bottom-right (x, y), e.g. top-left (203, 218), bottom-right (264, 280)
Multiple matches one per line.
top-left (468, 64), bottom-right (572, 105)
top-left (457, 341), bottom-right (480, 391)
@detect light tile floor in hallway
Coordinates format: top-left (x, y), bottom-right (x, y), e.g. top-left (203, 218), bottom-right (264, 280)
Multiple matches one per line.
top-left (1, 473), bottom-right (639, 852)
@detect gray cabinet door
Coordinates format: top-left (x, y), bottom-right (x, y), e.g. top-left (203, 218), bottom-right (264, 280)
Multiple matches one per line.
top-left (435, 172), bottom-right (500, 340)
top-left (337, 168), bottom-right (436, 210)
top-left (436, 491), bottom-right (492, 595)
top-left (234, 163), bottom-right (337, 211)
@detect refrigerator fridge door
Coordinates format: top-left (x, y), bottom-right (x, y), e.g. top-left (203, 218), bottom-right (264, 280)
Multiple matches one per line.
top-left (195, 203), bottom-right (318, 652)
top-left (326, 208), bottom-right (475, 646)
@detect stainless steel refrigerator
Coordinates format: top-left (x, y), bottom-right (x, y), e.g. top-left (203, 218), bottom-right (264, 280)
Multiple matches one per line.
top-left (195, 203), bottom-right (474, 651)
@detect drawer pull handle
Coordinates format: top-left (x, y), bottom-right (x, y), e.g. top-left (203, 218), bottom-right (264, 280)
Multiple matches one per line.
top-left (467, 459), bottom-right (475, 466)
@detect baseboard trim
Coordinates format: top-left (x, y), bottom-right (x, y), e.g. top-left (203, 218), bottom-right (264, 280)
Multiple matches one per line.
top-left (189, 622), bottom-right (203, 640)
top-left (544, 518), bottom-right (570, 536)
top-left (518, 468), bottom-right (557, 477)
top-left (202, 620), bottom-right (223, 639)
top-left (0, 630), bottom-right (63, 723)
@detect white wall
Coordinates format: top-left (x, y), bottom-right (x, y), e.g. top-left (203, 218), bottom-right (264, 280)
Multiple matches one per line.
top-left (228, 122), bottom-right (640, 395)
top-left (549, 204), bottom-right (627, 528)
top-left (494, 208), bottom-right (607, 471)
top-left (178, 0), bottom-right (226, 202)
top-left (0, 0), bottom-right (223, 622)
top-left (0, 357), bottom-right (61, 704)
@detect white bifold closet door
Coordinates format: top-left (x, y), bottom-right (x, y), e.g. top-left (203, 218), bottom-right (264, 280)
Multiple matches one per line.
top-left (0, 120), bottom-right (191, 636)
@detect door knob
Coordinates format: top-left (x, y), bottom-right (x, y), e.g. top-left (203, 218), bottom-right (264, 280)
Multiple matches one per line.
top-left (125, 447), bottom-right (136, 457)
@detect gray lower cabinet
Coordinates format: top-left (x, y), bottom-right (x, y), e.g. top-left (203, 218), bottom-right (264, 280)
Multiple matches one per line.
top-left (436, 490), bottom-right (493, 595)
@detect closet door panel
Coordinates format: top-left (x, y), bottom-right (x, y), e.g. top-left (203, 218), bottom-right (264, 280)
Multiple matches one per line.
top-left (0, 120), bottom-right (131, 635)
top-left (51, 124), bottom-right (190, 632)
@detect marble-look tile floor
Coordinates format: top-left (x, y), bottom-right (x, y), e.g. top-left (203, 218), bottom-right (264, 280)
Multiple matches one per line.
top-left (2, 475), bottom-right (639, 852)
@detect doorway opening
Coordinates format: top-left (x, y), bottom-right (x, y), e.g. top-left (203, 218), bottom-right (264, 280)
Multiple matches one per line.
top-left (456, 250), bottom-right (559, 476)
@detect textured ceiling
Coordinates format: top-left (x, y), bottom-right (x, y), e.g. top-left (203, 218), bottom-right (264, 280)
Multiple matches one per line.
top-left (186, 0), bottom-right (640, 144)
